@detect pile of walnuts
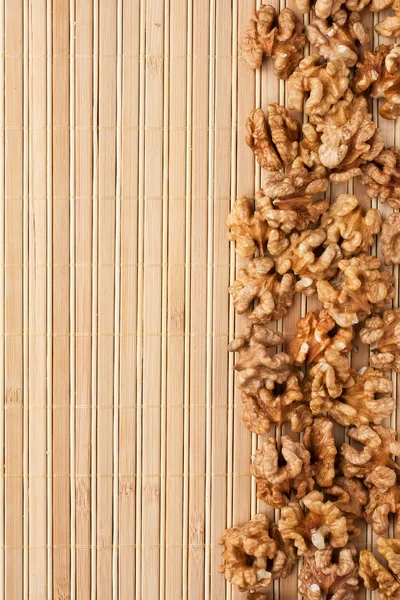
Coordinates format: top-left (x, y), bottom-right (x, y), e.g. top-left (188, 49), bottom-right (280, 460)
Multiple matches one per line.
top-left (219, 3), bottom-right (400, 599)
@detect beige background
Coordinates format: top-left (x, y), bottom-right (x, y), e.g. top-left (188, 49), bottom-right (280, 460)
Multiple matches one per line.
top-left (1, 0), bottom-right (398, 598)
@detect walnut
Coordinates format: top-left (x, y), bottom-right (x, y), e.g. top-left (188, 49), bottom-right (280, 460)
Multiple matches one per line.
top-left (241, 5), bottom-right (306, 78)
top-left (329, 367), bottom-right (394, 427)
top-left (360, 146), bottom-right (400, 209)
top-left (360, 310), bottom-right (400, 373)
top-left (341, 425), bottom-right (400, 492)
top-left (365, 484), bottom-right (400, 534)
top-left (298, 122), bottom-right (324, 169)
top-left (242, 372), bottom-right (313, 434)
top-left (229, 257), bottom-right (296, 324)
top-left (371, 0), bottom-right (400, 38)
top-left (287, 55), bottom-right (350, 116)
top-left (275, 229), bottom-right (342, 296)
top-left (278, 490), bottom-right (352, 557)
top-left (355, 45), bottom-right (400, 120)
top-left (307, 12), bottom-right (369, 67)
top-left (321, 193), bottom-right (381, 258)
top-left (226, 197), bottom-right (269, 257)
top-left (251, 436), bottom-right (314, 508)
top-left (359, 537), bottom-right (400, 600)
top-left (299, 546), bottom-right (359, 600)
top-left (308, 349), bottom-right (355, 415)
top-left (228, 325), bottom-right (293, 395)
top-left (245, 105), bottom-right (300, 171)
top-left (310, 90), bottom-right (384, 183)
top-left (263, 164), bottom-right (329, 198)
top-left (218, 514), bottom-right (277, 592)
top-left (287, 309), bottom-right (354, 366)
top-left (256, 188), bottom-right (328, 235)
top-left (295, 0), bottom-right (344, 18)
top-left (381, 213), bottom-right (400, 266)
top-left (316, 254), bottom-right (395, 327)
top-left (303, 417), bottom-right (337, 487)
top-left (324, 476), bottom-right (368, 517)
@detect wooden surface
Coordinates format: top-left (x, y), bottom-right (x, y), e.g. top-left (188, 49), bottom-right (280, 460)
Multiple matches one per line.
top-left (1, 0), bottom-right (398, 598)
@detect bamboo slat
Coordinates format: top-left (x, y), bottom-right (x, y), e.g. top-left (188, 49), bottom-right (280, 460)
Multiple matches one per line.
top-left (1, 1), bottom-right (399, 599)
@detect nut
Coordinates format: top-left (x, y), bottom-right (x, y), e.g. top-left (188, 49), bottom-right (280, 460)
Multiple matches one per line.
top-left (341, 424), bottom-right (400, 492)
top-left (381, 213), bottom-right (400, 266)
top-left (263, 164), bottom-right (329, 198)
top-left (365, 484), bottom-right (400, 534)
top-left (287, 55), bottom-right (350, 116)
top-left (228, 325), bottom-right (292, 395)
top-left (278, 490), bottom-right (352, 557)
top-left (303, 417), bottom-right (337, 487)
top-left (360, 146), bottom-right (400, 209)
top-left (242, 372), bottom-right (313, 434)
top-left (299, 546), bottom-right (359, 600)
top-left (218, 514), bottom-right (277, 592)
top-left (307, 12), bottom-right (369, 67)
top-left (226, 196), bottom-right (269, 257)
top-left (308, 349), bottom-right (355, 415)
top-left (324, 476), bottom-right (368, 517)
top-left (360, 309), bottom-right (400, 373)
top-left (329, 367), bottom-right (394, 427)
top-left (241, 5), bottom-right (306, 78)
top-left (275, 229), bottom-right (342, 296)
top-left (359, 537), bottom-right (400, 599)
top-left (316, 253), bottom-right (395, 327)
top-left (310, 90), bottom-right (384, 183)
top-left (251, 436), bottom-right (314, 508)
top-left (229, 257), bottom-right (296, 324)
top-left (287, 309), bottom-right (354, 365)
top-left (321, 193), bottom-right (381, 258)
top-left (355, 45), bottom-right (400, 120)
top-left (245, 105), bottom-right (300, 171)
top-left (371, 0), bottom-right (400, 38)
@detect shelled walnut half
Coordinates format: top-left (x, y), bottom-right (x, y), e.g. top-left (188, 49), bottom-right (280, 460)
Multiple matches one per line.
top-left (307, 11), bottom-right (369, 67)
top-left (308, 349), bottom-right (355, 415)
top-left (263, 164), bottom-right (329, 198)
top-left (228, 325), bottom-right (292, 395)
top-left (355, 45), bottom-right (400, 120)
top-left (251, 437), bottom-right (314, 508)
top-left (360, 146), bottom-right (400, 209)
top-left (241, 5), bottom-right (306, 78)
top-left (359, 537), bottom-right (400, 600)
top-left (324, 476), bottom-right (368, 518)
top-left (246, 105), bottom-right (300, 171)
top-left (381, 213), bottom-right (400, 266)
top-left (360, 309), bottom-right (400, 373)
top-left (299, 546), bottom-right (359, 600)
top-left (316, 254), bottom-right (395, 327)
top-left (371, 0), bottom-right (400, 38)
top-left (303, 417), bottom-right (337, 487)
top-left (256, 189), bottom-right (328, 235)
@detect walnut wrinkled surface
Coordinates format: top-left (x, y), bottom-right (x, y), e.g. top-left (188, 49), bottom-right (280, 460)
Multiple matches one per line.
top-left (359, 537), bottom-right (400, 600)
top-left (242, 372), bottom-right (313, 434)
top-left (226, 197), bottom-right (269, 258)
top-left (325, 476), bottom-right (368, 517)
top-left (246, 105), bottom-right (300, 171)
top-left (241, 5), bottom-right (306, 78)
top-left (251, 436), bottom-right (314, 508)
top-left (307, 12), bottom-right (369, 67)
top-left (329, 366), bottom-right (394, 427)
top-left (263, 164), bottom-right (329, 199)
top-left (229, 325), bottom-right (292, 395)
top-left (299, 546), bottom-right (359, 600)
top-left (310, 90), bottom-right (384, 183)
top-left (371, 0), bottom-right (400, 38)
top-left (316, 253), bottom-right (395, 327)
top-left (308, 349), bottom-right (355, 415)
top-left (321, 193), bottom-right (381, 258)
top-left (360, 309), bottom-right (400, 373)
top-left (218, 514), bottom-right (278, 592)
top-left (341, 425), bottom-right (400, 492)
top-left (361, 146), bottom-right (400, 209)
top-left (275, 229), bottom-right (342, 296)
top-left (229, 257), bottom-right (296, 324)
top-left (381, 213), bottom-right (400, 266)
top-left (287, 309), bottom-right (353, 366)
top-left (278, 490), bottom-right (352, 557)
top-left (303, 417), bottom-right (337, 487)
top-left (355, 45), bottom-right (400, 120)
top-left (256, 188), bottom-right (328, 235)
top-left (287, 55), bottom-right (350, 116)
top-left (365, 484), bottom-right (400, 534)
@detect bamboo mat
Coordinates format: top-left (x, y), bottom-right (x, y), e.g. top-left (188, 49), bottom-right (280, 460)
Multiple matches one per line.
top-left (1, 0), bottom-right (398, 599)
